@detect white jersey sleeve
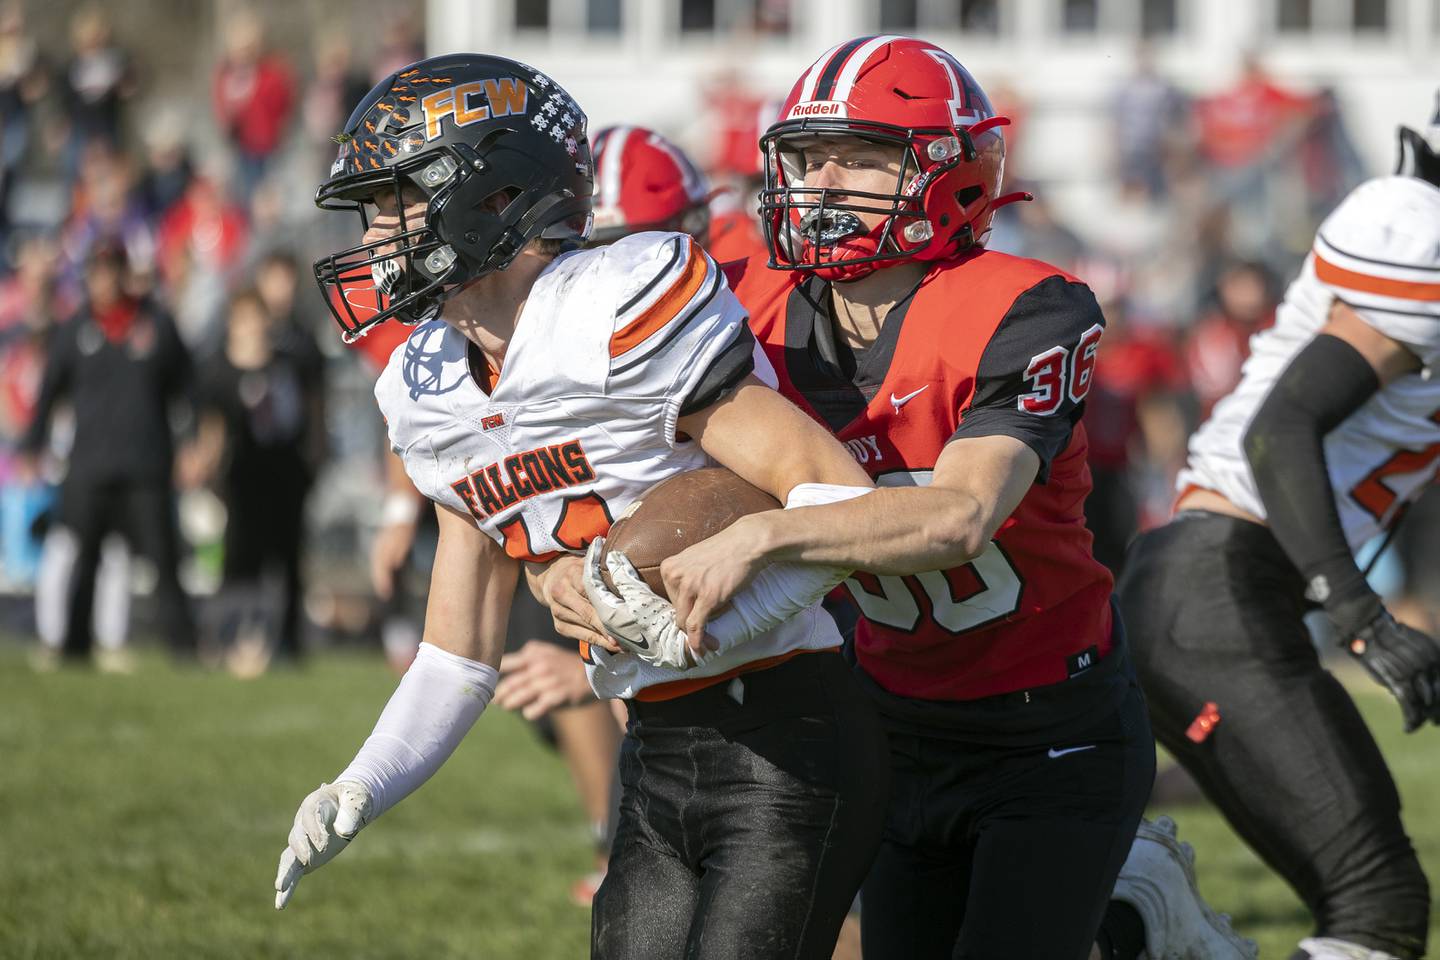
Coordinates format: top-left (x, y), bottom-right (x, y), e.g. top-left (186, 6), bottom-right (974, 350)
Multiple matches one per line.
top-left (1312, 176), bottom-right (1440, 368)
top-left (1179, 176), bottom-right (1440, 551)
top-left (602, 231), bottom-right (753, 440)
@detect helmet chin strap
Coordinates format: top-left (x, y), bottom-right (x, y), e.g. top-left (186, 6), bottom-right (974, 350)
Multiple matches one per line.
top-left (1396, 126), bottom-right (1440, 188)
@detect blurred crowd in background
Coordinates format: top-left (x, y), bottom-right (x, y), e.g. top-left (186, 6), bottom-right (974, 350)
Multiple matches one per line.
top-left (0, 0), bottom-right (1436, 676)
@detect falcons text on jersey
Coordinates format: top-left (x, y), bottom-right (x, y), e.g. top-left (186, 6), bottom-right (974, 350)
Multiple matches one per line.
top-left (376, 231), bottom-right (839, 700)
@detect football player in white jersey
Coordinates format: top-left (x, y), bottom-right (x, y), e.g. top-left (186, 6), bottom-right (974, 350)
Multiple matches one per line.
top-left (271, 55), bottom-right (891, 959)
top-left (1118, 103), bottom-right (1440, 960)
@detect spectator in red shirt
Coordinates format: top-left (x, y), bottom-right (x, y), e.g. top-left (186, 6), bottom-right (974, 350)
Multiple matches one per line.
top-left (0, 234), bottom-right (65, 447)
top-left (1193, 54), bottom-right (1314, 170)
top-left (1086, 294), bottom-right (1190, 572)
top-left (211, 12), bottom-right (295, 204)
top-left (155, 174), bottom-right (250, 344)
top-left (1183, 260), bottom-right (1277, 418)
top-left (705, 71), bottom-right (769, 183)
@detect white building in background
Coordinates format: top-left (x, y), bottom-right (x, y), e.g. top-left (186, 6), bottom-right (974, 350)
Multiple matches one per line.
top-left (428, 0), bottom-right (1436, 222)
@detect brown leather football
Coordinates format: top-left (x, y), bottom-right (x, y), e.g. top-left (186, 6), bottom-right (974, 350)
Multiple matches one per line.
top-left (599, 467), bottom-right (780, 599)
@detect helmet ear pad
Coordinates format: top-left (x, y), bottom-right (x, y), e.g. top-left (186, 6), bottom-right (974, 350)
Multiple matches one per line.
top-left (1397, 125), bottom-right (1440, 189)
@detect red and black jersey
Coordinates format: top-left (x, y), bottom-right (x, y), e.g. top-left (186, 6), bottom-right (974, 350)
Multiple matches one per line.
top-left (731, 249), bottom-right (1115, 706)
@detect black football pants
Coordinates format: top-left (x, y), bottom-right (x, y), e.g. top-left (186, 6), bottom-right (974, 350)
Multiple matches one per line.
top-left (220, 480), bottom-right (307, 658)
top-left (1120, 512), bottom-right (1429, 960)
top-left (592, 651), bottom-right (889, 960)
top-left (859, 671), bottom-right (1154, 960)
top-left (59, 478), bottom-right (194, 657)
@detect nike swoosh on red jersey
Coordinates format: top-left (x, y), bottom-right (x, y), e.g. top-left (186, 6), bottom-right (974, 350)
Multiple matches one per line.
top-left (890, 385), bottom-right (929, 410)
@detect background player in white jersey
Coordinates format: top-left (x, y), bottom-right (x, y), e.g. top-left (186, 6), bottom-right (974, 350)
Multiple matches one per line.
top-left (1119, 104), bottom-right (1440, 960)
top-left (271, 54), bottom-right (891, 959)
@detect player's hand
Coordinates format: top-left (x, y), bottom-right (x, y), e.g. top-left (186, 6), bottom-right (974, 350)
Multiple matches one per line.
top-left (370, 521), bottom-right (417, 601)
top-left (1346, 611), bottom-right (1440, 733)
top-left (535, 554), bottom-right (618, 653)
top-left (582, 538), bottom-right (713, 670)
top-left (659, 516), bottom-right (767, 648)
top-left (274, 781), bottom-right (373, 910)
top-left (495, 640), bottom-right (598, 720)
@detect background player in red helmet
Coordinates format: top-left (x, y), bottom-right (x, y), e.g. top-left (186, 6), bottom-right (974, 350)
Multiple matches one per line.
top-left (555, 36), bottom-right (1257, 960)
top-left (588, 124), bottom-right (717, 247)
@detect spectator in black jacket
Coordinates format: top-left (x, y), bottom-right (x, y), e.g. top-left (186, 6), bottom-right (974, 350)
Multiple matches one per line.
top-left (20, 240), bottom-right (195, 662)
top-left (190, 287), bottom-right (318, 671)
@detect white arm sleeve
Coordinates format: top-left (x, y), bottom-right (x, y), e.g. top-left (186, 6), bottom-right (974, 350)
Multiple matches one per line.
top-left (334, 642), bottom-right (498, 819)
top-left (707, 483), bottom-right (873, 651)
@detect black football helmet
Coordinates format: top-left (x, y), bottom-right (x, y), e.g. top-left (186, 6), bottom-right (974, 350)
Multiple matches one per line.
top-left (1396, 89), bottom-right (1440, 189)
top-left (313, 53), bottom-right (594, 341)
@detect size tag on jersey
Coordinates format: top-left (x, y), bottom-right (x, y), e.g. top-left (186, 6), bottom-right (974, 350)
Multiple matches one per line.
top-left (1066, 645), bottom-right (1100, 678)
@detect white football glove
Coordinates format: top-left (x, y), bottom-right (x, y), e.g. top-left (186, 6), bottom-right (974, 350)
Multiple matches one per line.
top-left (583, 538), bottom-right (702, 671)
top-left (274, 780), bottom-right (373, 910)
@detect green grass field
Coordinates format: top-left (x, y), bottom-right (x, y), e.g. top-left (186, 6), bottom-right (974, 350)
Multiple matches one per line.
top-left (2, 645), bottom-right (1437, 959)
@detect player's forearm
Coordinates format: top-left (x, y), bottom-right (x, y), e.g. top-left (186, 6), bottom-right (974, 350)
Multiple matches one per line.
top-left (1244, 334), bottom-right (1381, 633)
top-left (339, 475), bottom-right (513, 819)
top-left (751, 486), bottom-right (988, 575)
top-left (335, 642), bottom-right (498, 818)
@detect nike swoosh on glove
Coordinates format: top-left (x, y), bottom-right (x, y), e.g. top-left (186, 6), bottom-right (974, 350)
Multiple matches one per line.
top-left (582, 538), bottom-right (702, 671)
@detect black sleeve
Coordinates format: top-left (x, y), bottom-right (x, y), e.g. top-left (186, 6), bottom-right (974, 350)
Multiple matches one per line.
top-left (19, 324), bottom-right (75, 455)
top-left (949, 275), bottom-right (1105, 483)
top-left (1243, 333), bottom-right (1384, 636)
top-left (678, 323), bottom-right (756, 416)
top-left (158, 310), bottom-right (194, 401)
top-left (193, 354), bottom-right (229, 413)
top-left (154, 308), bottom-right (198, 436)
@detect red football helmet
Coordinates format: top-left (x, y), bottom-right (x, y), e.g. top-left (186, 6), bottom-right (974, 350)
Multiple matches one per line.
top-left (589, 125), bottom-right (714, 245)
top-left (760, 36), bottom-right (1027, 281)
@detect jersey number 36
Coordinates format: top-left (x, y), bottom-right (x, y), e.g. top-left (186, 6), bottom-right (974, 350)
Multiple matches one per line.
top-left (1018, 323), bottom-right (1103, 416)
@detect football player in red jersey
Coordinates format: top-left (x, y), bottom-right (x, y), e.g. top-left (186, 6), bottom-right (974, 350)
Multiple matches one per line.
top-left (547, 37), bottom-right (1256, 960)
top-left (274, 55), bottom-right (895, 960)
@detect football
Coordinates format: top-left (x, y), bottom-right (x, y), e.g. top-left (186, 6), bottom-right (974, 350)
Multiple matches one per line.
top-left (599, 467), bottom-right (780, 599)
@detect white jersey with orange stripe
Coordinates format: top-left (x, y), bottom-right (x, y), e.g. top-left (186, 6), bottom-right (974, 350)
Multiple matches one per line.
top-left (373, 229), bottom-right (828, 700)
top-left (1179, 176), bottom-right (1440, 551)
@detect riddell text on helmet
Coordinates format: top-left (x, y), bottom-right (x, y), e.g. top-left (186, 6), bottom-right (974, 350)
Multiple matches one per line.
top-left (786, 100), bottom-right (848, 119)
